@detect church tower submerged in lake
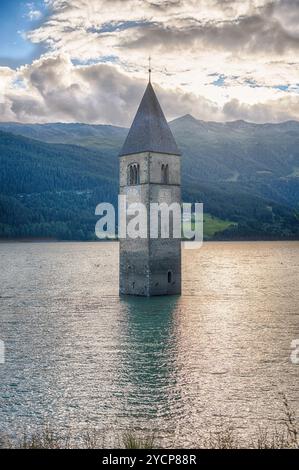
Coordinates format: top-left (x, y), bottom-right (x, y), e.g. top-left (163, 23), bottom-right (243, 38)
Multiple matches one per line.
top-left (119, 77), bottom-right (181, 296)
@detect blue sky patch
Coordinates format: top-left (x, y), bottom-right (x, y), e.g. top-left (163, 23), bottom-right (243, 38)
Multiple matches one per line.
top-left (212, 74), bottom-right (226, 87)
top-left (0, 0), bottom-right (47, 68)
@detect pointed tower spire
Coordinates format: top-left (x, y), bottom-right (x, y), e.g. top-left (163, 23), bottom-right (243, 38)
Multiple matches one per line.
top-left (119, 80), bottom-right (181, 157)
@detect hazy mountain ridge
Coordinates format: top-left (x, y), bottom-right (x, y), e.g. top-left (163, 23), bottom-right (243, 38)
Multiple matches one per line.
top-left (1, 115), bottom-right (298, 180)
top-left (0, 122), bottom-right (127, 153)
top-left (0, 116), bottom-right (298, 240)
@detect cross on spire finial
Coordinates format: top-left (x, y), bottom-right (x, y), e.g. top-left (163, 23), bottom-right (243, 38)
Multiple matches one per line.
top-left (148, 55), bottom-right (151, 83)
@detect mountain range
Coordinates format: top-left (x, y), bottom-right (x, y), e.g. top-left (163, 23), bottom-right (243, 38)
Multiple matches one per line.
top-left (0, 115), bottom-right (298, 240)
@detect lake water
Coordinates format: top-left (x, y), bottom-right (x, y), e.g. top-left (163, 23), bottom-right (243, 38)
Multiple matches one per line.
top-left (0, 241), bottom-right (298, 447)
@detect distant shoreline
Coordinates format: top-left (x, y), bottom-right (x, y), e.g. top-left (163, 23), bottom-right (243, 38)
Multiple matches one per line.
top-left (0, 237), bottom-right (114, 243)
top-left (0, 238), bottom-right (298, 244)
top-left (0, 237), bottom-right (59, 243)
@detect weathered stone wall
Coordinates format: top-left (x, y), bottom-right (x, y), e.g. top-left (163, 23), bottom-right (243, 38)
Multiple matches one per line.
top-left (149, 152), bottom-right (180, 185)
top-left (119, 152), bottom-right (149, 187)
top-left (119, 151), bottom-right (181, 296)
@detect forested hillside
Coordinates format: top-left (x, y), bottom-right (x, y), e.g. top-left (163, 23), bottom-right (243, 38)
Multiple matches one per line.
top-left (0, 116), bottom-right (299, 240)
top-left (0, 131), bottom-right (117, 240)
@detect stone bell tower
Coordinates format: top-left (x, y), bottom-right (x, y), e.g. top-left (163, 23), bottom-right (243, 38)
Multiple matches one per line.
top-left (119, 75), bottom-right (181, 296)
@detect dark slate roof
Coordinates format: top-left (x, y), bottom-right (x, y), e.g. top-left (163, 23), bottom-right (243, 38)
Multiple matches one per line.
top-left (119, 82), bottom-right (181, 156)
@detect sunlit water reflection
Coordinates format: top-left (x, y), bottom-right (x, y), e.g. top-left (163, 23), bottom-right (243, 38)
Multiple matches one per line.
top-left (0, 241), bottom-right (298, 447)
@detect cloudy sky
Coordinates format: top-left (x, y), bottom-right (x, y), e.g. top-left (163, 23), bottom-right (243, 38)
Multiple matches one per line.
top-left (0, 0), bottom-right (299, 125)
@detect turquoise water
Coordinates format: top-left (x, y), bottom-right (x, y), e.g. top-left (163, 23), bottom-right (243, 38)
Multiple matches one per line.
top-left (0, 241), bottom-right (298, 446)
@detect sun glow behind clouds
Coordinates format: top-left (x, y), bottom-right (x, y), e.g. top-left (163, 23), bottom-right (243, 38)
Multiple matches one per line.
top-left (0, 0), bottom-right (299, 124)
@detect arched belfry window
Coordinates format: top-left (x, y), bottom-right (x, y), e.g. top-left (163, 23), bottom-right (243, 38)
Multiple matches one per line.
top-left (161, 164), bottom-right (169, 184)
top-left (127, 163), bottom-right (140, 185)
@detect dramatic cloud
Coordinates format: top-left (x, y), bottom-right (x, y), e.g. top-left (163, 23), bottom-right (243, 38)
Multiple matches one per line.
top-left (0, 53), bottom-right (220, 125)
top-left (27, 0), bottom-right (299, 59)
top-left (223, 94), bottom-right (299, 122)
top-left (0, 0), bottom-right (299, 124)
